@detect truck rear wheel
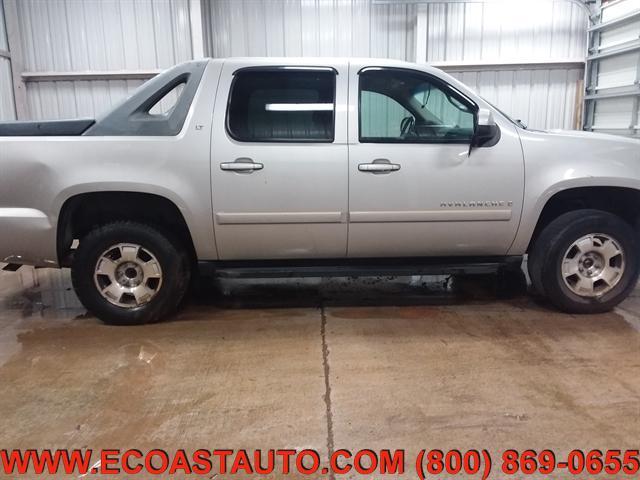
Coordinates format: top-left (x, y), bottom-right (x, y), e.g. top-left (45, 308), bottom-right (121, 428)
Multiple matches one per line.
top-left (72, 222), bottom-right (190, 325)
top-left (529, 209), bottom-right (639, 314)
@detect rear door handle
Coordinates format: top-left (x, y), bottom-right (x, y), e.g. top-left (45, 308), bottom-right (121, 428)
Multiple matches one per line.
top-left (358, 161), bottom-right (401, 173)
top-left (220, 158), bottom-right (264, 172)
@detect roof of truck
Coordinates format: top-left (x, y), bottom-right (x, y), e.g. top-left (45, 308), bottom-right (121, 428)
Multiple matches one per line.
top-left (206, 56), bottom-right (438, 70)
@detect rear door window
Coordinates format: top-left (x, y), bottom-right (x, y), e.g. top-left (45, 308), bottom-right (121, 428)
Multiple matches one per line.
top-left (227, 69), bottom-right (336, 142)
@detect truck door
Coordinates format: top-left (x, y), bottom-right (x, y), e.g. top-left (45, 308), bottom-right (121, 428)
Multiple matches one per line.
top-left (347, 63), bottom-right (525, 257)
top-left (211, 60), bottom-right (348, 260)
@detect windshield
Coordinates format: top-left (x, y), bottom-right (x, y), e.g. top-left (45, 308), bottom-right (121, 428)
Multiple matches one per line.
top-left (480, 96), bottom-right (527, 129)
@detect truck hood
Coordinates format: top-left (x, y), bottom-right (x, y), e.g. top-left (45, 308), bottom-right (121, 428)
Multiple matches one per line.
top-left (518, 127), bottom-right (640, 191)
top-left (519, 128), bottom-right (640, 165)
top-left (544, 129), bottom-right (640, 146)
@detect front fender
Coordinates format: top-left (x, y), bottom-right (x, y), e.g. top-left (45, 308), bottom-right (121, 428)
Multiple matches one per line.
top-left (509, 129), bottom-right (640, 254)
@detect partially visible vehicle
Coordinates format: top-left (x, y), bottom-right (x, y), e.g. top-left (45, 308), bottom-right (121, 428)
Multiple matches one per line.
top-left (1, 57), bottom-right (639, 324)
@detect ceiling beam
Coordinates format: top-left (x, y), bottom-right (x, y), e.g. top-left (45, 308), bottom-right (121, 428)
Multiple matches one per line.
top-left (21, 70), bottom-right (161, 82)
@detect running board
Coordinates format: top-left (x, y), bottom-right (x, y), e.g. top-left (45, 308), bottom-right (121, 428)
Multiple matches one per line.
top-left (199, 256), bottom-right (523, 279)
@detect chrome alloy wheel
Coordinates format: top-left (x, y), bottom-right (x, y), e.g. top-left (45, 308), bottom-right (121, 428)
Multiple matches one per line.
top-left (94, 243), bottom-right (163, 308)
top-left (562, 234), bottom-right (625, 298)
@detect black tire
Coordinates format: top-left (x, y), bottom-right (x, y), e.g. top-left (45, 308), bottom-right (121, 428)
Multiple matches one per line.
top-left (529, 209), bottom-right (639, 314)
top-left (72, 221), bottom-right (191, 325)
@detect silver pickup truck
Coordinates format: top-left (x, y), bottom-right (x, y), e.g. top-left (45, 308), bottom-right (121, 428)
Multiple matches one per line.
top-left (1, 57), bottom-right (639, 325)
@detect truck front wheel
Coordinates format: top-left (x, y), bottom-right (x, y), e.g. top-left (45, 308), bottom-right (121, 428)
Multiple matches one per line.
top-left (529, 209), bottom-right (639, 314)
top-left (71, 221), bottom-right (191, 325)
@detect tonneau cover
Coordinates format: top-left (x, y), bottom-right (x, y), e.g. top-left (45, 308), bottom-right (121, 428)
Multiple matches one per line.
top-left (0, 119), bottom-right (95, 136)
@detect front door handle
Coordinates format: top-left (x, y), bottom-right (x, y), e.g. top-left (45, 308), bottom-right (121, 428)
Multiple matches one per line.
top-left (358, 160), bottom-right (401, 173)
top-left (220, 158), bottom-right (264, 172)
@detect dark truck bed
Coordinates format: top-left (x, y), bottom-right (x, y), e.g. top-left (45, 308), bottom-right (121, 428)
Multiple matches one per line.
top-left (0, 119), bottom-right (95, 136)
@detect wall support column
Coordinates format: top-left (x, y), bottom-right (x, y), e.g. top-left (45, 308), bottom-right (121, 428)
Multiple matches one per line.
top-left (189, 0), bottom-right (205, 59)
top-left (3, 0), bottom-right (27, 119)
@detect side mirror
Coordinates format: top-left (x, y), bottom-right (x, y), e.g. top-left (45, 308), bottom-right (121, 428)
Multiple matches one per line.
top-left (471, 108), bottom-right (501, 149)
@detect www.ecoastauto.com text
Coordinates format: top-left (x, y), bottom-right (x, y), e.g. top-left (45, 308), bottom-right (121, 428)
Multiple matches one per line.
top-left (2, 448), bottom-right (638, 477)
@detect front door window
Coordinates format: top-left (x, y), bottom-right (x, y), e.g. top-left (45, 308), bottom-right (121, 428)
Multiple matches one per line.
top-left (359, 69), bottom-right (475, 144)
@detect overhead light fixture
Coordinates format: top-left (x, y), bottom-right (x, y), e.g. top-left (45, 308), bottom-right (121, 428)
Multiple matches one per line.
top-left (265, 103), bottom-right (334, 111)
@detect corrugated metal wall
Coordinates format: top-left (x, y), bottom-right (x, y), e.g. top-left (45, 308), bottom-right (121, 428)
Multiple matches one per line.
top-left (202, 0), bottom-right (588, 131)
top-left (584, 0), bottom-right (640, 137)
top-left (418, 1), bottom-right (587, 130)
top-left (16, 0), bottom-right (194, 120)
top-left (204, 0), bottom-right (587, 62)
top-left (418, 1), bottom-right (587, 63)
top-left (10, 0), bottom-right (589, 129)
top-left (0, 0), bottom-right (16, 121)
top-left (205, 0), bottom-right (417, 59)
top-left (450, 68), bottom-right (584, 130)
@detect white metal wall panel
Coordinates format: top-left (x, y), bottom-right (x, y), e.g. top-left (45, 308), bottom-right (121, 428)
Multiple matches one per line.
top-left (602, 0), bottom-right (640, 21)
top-left (419, 0), bottom-right (588, 63)
top-left (12, 0), bottom-right (590, 130)
top-left (24, 78), bottom-right (184, 119)
top-left (599, 19), bottom-right (640, 49)
top-left (17, 0), bottom-right (193, 71)
top-left (585, 0), bottom-right (640, 137)
top-left (597, 52), bottom-right (640, 89)
top-left (16, 0), bottom-right (194, 120)
top-left (25, 79), bottom-right (145, 120)
top-left (419, 1), bottom-right (587, 130)
top-left (593, 96), bottom-right (635, 129)
top-left (0, 0), bottom-right (15, 121)
top-left (451, 68), bottom-right (583, 130)
top-left (202, 0), bottom-right (587, 131)
top-left (0, 58), bottom-right (15, 120)
top-left (0, 0), bottom-right (7, 51)
top-left (205, 0), bottom-right (416, 60)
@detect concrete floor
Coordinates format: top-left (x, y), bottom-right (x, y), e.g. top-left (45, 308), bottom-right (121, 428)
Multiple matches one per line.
top-left (0, 266), bottom-right (638, 479)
